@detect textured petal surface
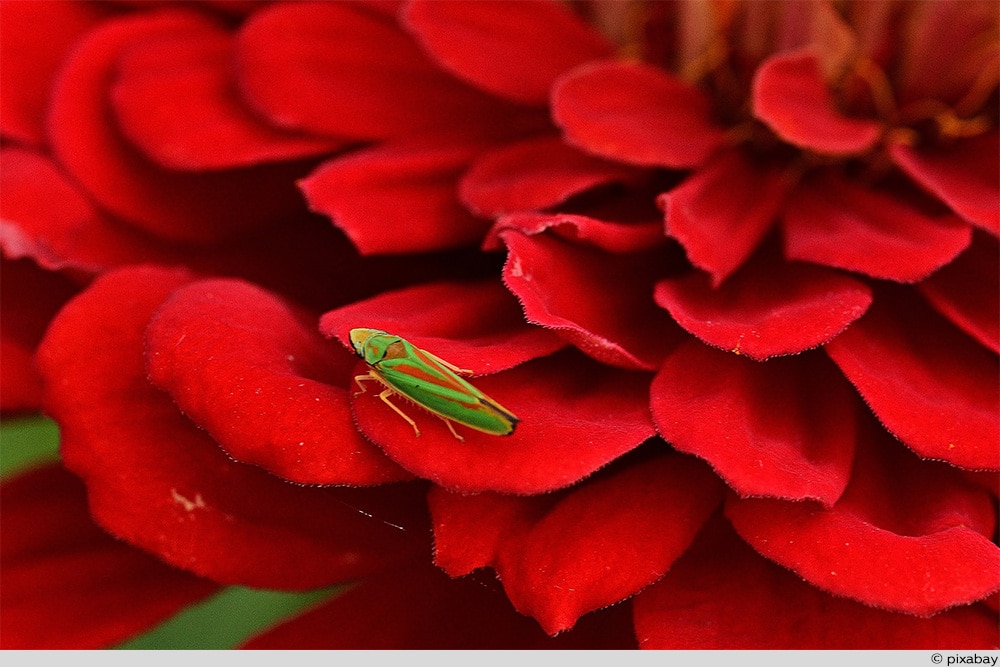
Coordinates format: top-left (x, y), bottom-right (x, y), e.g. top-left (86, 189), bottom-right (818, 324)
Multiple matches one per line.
top-left (655, 250), bottom-right (872, 360)
top-left (552, 61), bottom-right (726, 168)
top-left (429, 453), bottom-right (723, 634)
top-left (403, 0), bottom-right (613, 105)
top-left (727, 419), bottom-right (1000, 615)
top-left (659, 149), bottom-right (793, 285)
top-left (146, 279), bottom-right (410, 486)
top-left (48, 11), bottom-right (309, 243)
top-left (783, 172), bottom-right (972, 281)
top-left (301, 140), bottom-right (490, 254)
top-left (651, 342), bottom-right (857, 505)
top-left (825, 287), bottom-right (999, 470)
top-left (243, 563), bottom-right (636, 649)
top-left (890, 133), bottom-right (1000, 235)
top-left (635, 517), bottom-right (1000, 649)
top-left (752, 50), bottom-right (881, 155)
top-left (1, 465), bottom-right (219, 649)
top-left (37, 267), bottom-right (431, 588)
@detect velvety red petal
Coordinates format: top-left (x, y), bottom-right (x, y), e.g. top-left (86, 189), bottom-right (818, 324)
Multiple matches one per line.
top-left (635, 516), bottom-right (1000, 649)
top-left (321, 279), bottom-right (565, 375)
top-left (1, 464), bottom-right (219, 649)
top-left (783, 172), bottom-right (972, 281)
top-left (485, 211), bottom-right (666, 254)
top-left (301, 140), bottom-right (491, 254)
top-left (552, 61), bottom-right (726, 168)
top-left (350, 350), bottom-right (655, 494)
top-left (146, 279), bottom-right (410, 486)
top-left (727, 419), bottom-right (1000, 615)
top-left (460, 135), bottom-right (641, 216)
top-left (825, 287), bottom-right (999, 470)
top-left (48, 11), bottom-right (309, 243)
top-left (752, 50), bottom-right (882, 155)
top-left (651, 342), bottom-right (857, 505)
top-left (403, 0), bottom-right (613, 105)
top-left (36, 267), bottom-right (430, 588)
top-left (0, 0), bottom-right (104, 146)
top-left (654, 249), bottom-right (873, 360)
top-left (110, 22), bottom-right (342, 170)
top-left (919, 231), bottom-right (999, 353)
top-left (430, 453), bottom-right (723, 634)
top-left (236, 2), bottom-right (527, 140)
top-left (493, 224), bottom-right (685, 370)
top-left (243, 563), bottom-right (636, 649)
top-left (891, 133), bottom-right (1000, 235)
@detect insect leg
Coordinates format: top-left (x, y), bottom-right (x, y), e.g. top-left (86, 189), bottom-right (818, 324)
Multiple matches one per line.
top-left (353, 372), bottom-right (379, 397)
top-left (439, 417), bottom-right (465, 442)
top-left (378, 388), bottom-right (421, 437)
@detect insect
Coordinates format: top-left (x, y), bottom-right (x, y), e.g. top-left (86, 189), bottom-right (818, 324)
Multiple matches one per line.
top-left (349, 328), bottom-right (519, 441)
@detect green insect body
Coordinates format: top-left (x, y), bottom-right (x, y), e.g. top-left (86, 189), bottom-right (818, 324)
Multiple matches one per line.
top-left (349, 328), bottom-right (519, 441)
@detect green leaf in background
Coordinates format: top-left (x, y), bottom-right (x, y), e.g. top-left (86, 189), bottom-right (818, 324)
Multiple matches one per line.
top-left (0, 414), bottom-right (61, 478)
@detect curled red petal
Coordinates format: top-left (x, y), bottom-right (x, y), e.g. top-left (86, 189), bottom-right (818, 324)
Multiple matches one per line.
top-left (654, 249), bottom-right (873, 360)
top-left (651, 341), bottom-right (857, 505)
top-left (430, 453), bottom-right (723, 635)
top-left (635, 516), bottom-right (1000, 649)
top-left (460, 135), bottom-right (641, 217)
top-left (1, 464), bottom-right (219, 649)
top-left (320, 279), bottom-right (565, 375)
top-left (552, 60), bottom-right (726, 168)
top-left (242, 562), bottom-right (636, 649)
top-left (890, 132), bottom-right (1000, 235)
top-left (36, 266), bottom-right (430, 589)
top-left (350, 350), bottom-right (656, 494)
top-left (485, 211), bottom-right (666, 254)
top-left (659, 149), bottom-right (793, 285)
top-left (146, 279), bottom-right (410, 486)
top-left (301, 140), bottom-right (491, 254)
top-left (783, 171), bottom-right (972, 282)
top-left (726, 420), bottom-right (1000, 616)
top-left (494, 224), bottom-right (685, 370)
top-left (48, 10), bottom-right (309, 243)
top-left (403, 0), bottom-right (613, 105)
top-left (0, 0), bottom-right (103, 146)
top-left (110, 22), bottom-right (342, 170)
top-left (825, 287), bottom-right (999, 470)
top-left (752, 50), bottom-right (882, 155)
top-left (236, 1), bottom-right (521, 140)
top-left (919, 231), bottom-right (999, 353)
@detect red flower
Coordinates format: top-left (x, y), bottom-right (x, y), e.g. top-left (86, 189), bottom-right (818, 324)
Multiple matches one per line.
top-left (2, 0), bottom-right (998, 649)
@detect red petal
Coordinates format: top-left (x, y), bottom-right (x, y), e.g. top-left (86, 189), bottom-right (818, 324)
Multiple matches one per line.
top-left (654, 249), bottom-right (873, 360)
top-left (783, 171), bottom-right (972, 281)
top-left (825, 287), bottom-right (999, 470)
top-left (659, 149), bottom-right (793, 285)
top-left (110, 22), bottom-right (342, 169)
top-left (301, 140), bottom-right (491, 254)
top-left (493, 224), bottom-right (685, 370)
top-left (891, 133), bottom-right (1000, 235)
top-left (36, 267), bottom-right (430, 588)
top-left (320, 279), bottom-right (565, 375)
top-left (726, 419), bottom-right (1000, 616)
top-left (1, 465), bottom-right (218, 649)
top-left (460, 135), bottom-right (641, 216)
top-left (919, 231), bottom-right (999, 353)
top-left (0, 0), bottom-right (103, 146)
top-left (146, 279), bottom-right (410, 486)
top-left (48, 11), bottom-right (309, 243)
top-left (236, 2), bottom-right (525, 140)
top-left (552, 61), bottom-right (726, 168)
top-left (752, 50), bottom-right (881, 155)
top-left (242, 563), bottom-right (636, 649)
top-left (651, 342), bottom-right (857, 505)
top-left (350, 350), bottom-right (656, 494)
top-left (635, 517), bottom-right (1000, 649)
top-left (430, 454), bottom-right (723, 634)
top-left (403, 0), bottom-right (613, 105)
top-left (485, 211), bottom-right (666, 254)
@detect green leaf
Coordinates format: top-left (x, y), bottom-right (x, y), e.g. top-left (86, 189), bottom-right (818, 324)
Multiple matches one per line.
top-left (0, 415), bottom-right (60, 479)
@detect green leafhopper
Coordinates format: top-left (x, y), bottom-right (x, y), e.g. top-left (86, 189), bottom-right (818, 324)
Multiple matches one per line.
top-left (349, 328), bottom-right (519, 441)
